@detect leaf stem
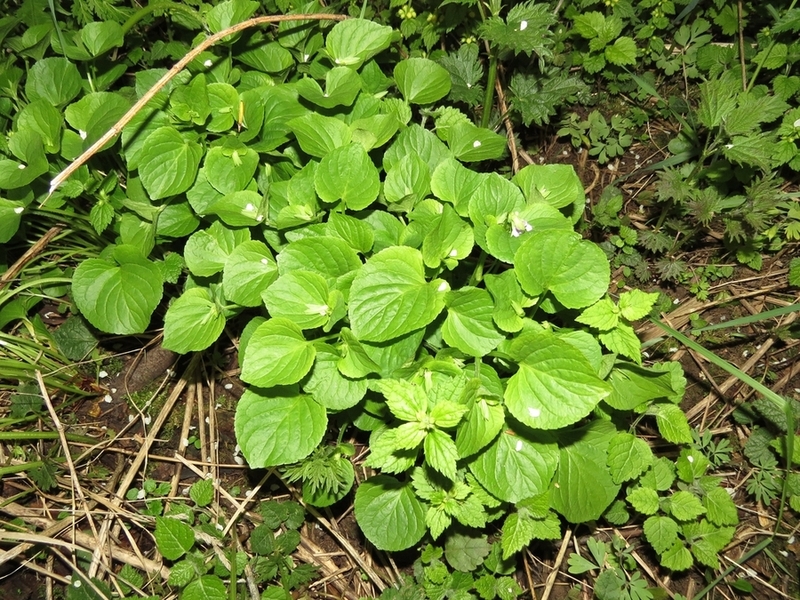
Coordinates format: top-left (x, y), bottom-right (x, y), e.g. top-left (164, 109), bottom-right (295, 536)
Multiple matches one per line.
top-left (468, 250), bottom-right (488, 286)
top-left (481, 54), bottom-right (498, 129)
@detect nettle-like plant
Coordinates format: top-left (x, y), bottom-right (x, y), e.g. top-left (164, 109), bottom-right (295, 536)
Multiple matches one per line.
top-left (23, 3), bottom-right (705, 563)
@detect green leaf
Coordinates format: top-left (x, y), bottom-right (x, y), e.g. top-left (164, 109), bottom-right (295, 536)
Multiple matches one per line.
top-left (354, 475), bottom-right (426, 551)
top-left (163, 287), bottom-right (226, 353)
top-left (0, 131), bottom-right (49, 189)
top-left (223, 241), bottom-right (278, 307)
top-left (296, 67), bottom-right (361, 108)
top-left (17, 99), bottom-right (63, 153)
top-left (327, 212), bottom-right (374, 254)
top-left (469, 173), bottom-right (526, 251)
top-left (383, 124), bottom-right (451, 173)
top-left (626, 487), bottom-right (660, 515)
top-left (513, 163), bottom-right (583, 210)
top-left (619, 289), bottom-right (659, 321)
top-left (447, 122), bottom-right (507, 162)
top-left (326, 19), bottom-right (393, 69)
top-left (606, 363), bottom-right (681, 410)
top-left (81, 21), bottom-right (124, 57)
top-left (668, 490), bottom-right (706, 521)
top-left (288, 113), bottom-right (352, 158)
top-left (659, 541), bottom-right (693, 571)
top-left (205, 0), bottom-right (258, 34)
top-left (25, 57), bottom-right (82, 106)
top-left (185, 221), bottom-right (250, 277)
top-left (137, 127), bottom-right (202, 199)
top-left (444, 531), bottom-right (491, 572)
top-left (722, 134), bottom-right (774, 171)
top-left (505, 331), bottom-right (610, 430)
top-left (605, 36), bottom-right (637, 66)
top-left (277, 236), bottom-right (361, 287)
top-left (349, 246), bottom-right (447, 342)
top-left (576, 297), bottom-right (619, 331)
top-left (703, 486), bottom-right (738, 526)
top-left (394, 58), bottom-right (451, 104)
top-left (315, 143), bottom-right (380, 210)
top-left (72, 247), bottom-right (163, 335)
top-left (0, 200), bottom-right (23, 243)
top-left (424, 428), bottom-right (459, 480)
top-left (552, 437), bottom-right (619, 522)
top-left (262, 271), bottom-right (330, 329)
top-left (643, 515), bottom-right (679, 555)
top-left (155, 517), bottom-right (194, 560)
top-left (431, 158), bottom-right (486, 216)
top-left (370, 378), bottom-right (427, 422)
top-left (204, 144), bottom-right (259, 194)
top-left (235, 387), bottom-right (327, 467)
top-left (240, 318), bottom-right (316, 387)
top-left (484, 271), bottom-right (530, 333)
top-left (514, 229), bottom-right (610, 309)
top-left (442, 287), bottom-right (505, 356)
top-left (182, 575), bottom-right (227, 600)
top-left (606, 433), bottom-right (654, 484)
top-left (469, 426), bottom-right (559, 503)
top-left (697, 78), bottom-right (737, 129)
top-left (385, 154), bottom-right (432, 208)
top-left (456, 397), bottom-right (505, 458)
top-left (303, 345), bottom-right (367, 410)
top-left (189, 478), bottom-right (214, 508)
top-left (655, 403), bottom-right (693, 444)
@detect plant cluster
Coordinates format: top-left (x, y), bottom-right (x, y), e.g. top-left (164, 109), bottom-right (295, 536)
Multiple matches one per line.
top-left (2, 0), bottom-right (799, 598)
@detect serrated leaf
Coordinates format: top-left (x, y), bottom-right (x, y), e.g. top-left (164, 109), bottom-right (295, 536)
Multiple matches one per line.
top-left (505, 331), bottom-right (611, 430)
top-left (456, 398), bottom-right (505, 458)
top-left (669, 490), bottom-right (706, 521)
top-left (277, 236), bottom-right (361, 287)
top-left (655, 404), bottom-right (693, 444)
top-left (370, 378), bottom-right (427, 422)
top-left (643, 515), bottom-right (679, 555)
top-left (607, 432), bottom-right (654, 484)
top-left (163, 287), bottom-right (226, 353)
top-left (185, 221), bottom-right (250, 277)
top-left (183, 575), bottom-right (227, 600)
top-left (431, 158), bottom-right (486, 216)
top-left (598, 323), bottom-right (643, 364)
top-left (576, 297), bottom-right (619, 331)
top-left (424, 429), bottom-right (459, 480)
top-left (703, 487), bottom-right (738, 526)
top-left (626, 487), bottom-right (660, 515)
top-left (349, 246), bottom-right (447, 342)
top-left (659, 541), bottom-right (693, 571)
top-left (240, 318), bottom-right (316, 387)
top-left (155, 517), bottom-right (194, 560)
top-left (552, 438), bottom-right (619, 522)
top-left (618, 289), bottom-right (659, 321)
top-left (354, 476), bottom-right (426, 551)
top-left (190, 478), bottom-right (214, 507)
top-left (235, 387), bottom-right (327, 467)
top-left (25, 57), bottom-right (82, 106)
top-left (605, 36), bottom-right (637, 66)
